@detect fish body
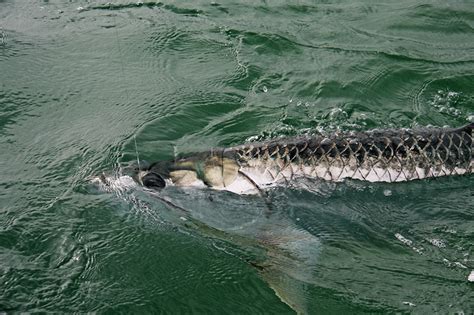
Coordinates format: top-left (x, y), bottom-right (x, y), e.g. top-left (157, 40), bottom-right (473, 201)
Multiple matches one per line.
top-left (94, 123), bottom-right (472, 314)
top-left (141, 124), bottom-right (473, 194)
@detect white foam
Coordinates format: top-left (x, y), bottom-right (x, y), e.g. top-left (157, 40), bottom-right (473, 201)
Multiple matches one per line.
top-left (91, 175), bottom-right (138, 193)
top-left (468, 270), bottom-right (474, 282)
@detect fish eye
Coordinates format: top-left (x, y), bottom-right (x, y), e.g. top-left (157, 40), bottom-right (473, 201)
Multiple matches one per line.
top-left (142, 172), bottom-right (166, 189)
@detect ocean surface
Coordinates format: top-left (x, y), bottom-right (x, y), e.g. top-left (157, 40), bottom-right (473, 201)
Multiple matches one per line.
top-left (1, 0), bottom-right (473, 313)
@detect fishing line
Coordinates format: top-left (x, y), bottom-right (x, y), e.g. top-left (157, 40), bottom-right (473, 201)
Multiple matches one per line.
top-left (109, 4), bottom-right (193, 216)
top-left (111, 5), bottom-right (139, 173)
top-left (112, 10), bottom-right (130, 101)
top-left (134, 135), bottom-right (141, 169)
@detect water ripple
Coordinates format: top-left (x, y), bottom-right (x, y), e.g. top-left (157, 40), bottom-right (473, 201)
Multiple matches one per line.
top-left (1, 0), bottom-right (473, 313)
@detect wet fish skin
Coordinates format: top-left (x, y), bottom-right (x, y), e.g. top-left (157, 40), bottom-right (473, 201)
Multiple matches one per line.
top-left (226, 123), bottom-right (473, 182)
top-left (144, 124), bottom-right (473, 193)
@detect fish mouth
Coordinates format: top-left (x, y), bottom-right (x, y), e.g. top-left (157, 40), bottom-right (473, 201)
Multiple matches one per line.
top-left (90, 171), bottom-right (139, 193)
top-left (89, 160), bottom-right (157, 192)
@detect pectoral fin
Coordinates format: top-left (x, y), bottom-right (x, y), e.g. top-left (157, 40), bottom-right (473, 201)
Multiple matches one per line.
top-left (261, 267), bottom-right (309, 315)
top-left (256, 225), bottom-right (321, 314)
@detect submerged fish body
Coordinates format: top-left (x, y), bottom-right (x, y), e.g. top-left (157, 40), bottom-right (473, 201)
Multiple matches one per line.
top-left (142, 124), bottom-right (473, 194)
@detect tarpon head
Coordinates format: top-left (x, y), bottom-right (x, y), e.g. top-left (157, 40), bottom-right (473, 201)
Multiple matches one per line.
top-left (137, 153), bottom-right (241, 191)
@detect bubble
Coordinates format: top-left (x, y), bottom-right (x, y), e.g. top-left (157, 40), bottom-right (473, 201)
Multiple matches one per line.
top-left (428, 238), bottom-right (445, 248)
top-left (447, 91), bottom-right (459, 98)
top-left (245, 135), bottom-right (260, 142)
top-left (383, 189), bottom-right (392, 196)
top-left (430, 90), bottom-right (463, 117)
top-left (262, 86), bottom-right (268, 93)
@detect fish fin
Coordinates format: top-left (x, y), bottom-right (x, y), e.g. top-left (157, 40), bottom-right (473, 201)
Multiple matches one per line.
top-left (261, 267), bottom-right (309, 314)
top-left (257, 225), bottom-right (321, 314)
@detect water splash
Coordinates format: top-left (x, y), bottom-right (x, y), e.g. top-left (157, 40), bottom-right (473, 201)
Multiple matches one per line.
top-left (429, 90), bottom-right (463, 117)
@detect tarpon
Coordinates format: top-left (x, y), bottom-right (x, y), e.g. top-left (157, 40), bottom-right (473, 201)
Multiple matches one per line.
top-left (94, 123), bottom-right (472, 314)
top-left (137, 123), bottom-right (473, 195)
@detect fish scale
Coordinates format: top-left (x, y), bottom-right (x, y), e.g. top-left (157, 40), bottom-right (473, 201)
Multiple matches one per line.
top-left (225, 123), bottom-right (472, 185)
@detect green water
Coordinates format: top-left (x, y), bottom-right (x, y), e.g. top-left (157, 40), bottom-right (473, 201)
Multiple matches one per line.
top-left (1, 0), bottom-right (473, 313)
